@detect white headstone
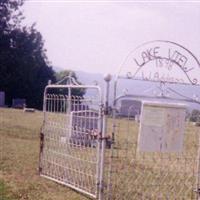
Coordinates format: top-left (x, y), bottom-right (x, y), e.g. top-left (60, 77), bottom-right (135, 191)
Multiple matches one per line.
top-left (69, 110), bottom-right (99, 137)
top-left (0, 91), bottom-right (5, 107)
top-left (138, 101), bottom-right (186, 153)
top-left (12, 98), bottom-right (26, 108)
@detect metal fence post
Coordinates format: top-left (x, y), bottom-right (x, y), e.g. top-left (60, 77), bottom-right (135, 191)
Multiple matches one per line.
top-left (196, 131), bottom-right (200, 200)
top-left (99, 74), bottom-right (112, 200)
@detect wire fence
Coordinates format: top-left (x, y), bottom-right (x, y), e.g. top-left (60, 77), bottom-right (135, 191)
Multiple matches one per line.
top-left (103, 105), bottom-right (200, 200)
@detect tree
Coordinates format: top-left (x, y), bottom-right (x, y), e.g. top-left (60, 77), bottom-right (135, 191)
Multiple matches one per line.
top-left (0, 0), bottom-right (56, 109)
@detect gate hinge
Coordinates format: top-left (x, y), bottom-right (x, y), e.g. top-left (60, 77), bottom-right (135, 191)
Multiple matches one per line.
top-left (98, 136), bottom-right (110, 140)
top-left (40, 132), bottom-right (44, 152)
top-left (40, 132), bottom-right (44, 141)
top-left (39, 132), bottom-right (44, 175)
top-left (98, 135), bottom-right (112, 148)
top-left (100, 104), bottom-right (105, 116)
top-left (39, 166), bottom-right (42, 174)
top-left (100, 103), bottom-right (110, 116)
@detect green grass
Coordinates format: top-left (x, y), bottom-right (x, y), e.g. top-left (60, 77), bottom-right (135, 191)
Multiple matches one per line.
top-left (1, 108), bottom-right (200, 200)
top-left (0, 180), bottom-right (13, 200)
top-left (0, 108), bottom-right (88, 200)
top-left (103, 117), bottom-right (200, 199)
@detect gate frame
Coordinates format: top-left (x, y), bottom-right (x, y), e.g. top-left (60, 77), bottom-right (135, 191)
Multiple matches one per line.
top-left (39, 75), bottom-right (107, 200)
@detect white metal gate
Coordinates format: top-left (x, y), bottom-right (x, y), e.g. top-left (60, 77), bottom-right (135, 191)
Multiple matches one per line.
top-left (39, 77), bottom-right (104, 199)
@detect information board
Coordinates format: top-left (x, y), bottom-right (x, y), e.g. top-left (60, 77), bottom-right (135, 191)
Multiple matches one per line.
top-left (138, 102), bottom-right (186, 152)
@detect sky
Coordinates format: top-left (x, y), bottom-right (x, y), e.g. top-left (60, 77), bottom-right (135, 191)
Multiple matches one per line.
top-left (22, 1), bottom-right (200, 74)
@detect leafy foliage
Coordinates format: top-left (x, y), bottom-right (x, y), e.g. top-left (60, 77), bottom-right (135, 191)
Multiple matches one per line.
top-left (0, 0), bottom-right (56, 109)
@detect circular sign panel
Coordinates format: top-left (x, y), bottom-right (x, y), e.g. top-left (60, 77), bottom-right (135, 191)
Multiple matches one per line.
top-left (117, 40), bottom-right (200, 85)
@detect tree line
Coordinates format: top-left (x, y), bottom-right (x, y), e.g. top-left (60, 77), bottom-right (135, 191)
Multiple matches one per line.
top-left (0, 1), bottom-right (83, 109)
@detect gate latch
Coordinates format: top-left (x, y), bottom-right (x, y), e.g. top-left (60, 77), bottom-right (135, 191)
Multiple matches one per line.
top-left (99, 136), bottom-right (110, 140)
top-left (98, 135), bottom-right (112, 149)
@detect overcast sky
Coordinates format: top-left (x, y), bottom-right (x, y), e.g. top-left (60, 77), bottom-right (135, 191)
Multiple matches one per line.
top-left (22, 1), bottom-right (200, 74)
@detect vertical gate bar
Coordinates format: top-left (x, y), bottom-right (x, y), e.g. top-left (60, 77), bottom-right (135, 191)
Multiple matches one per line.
top-left (52, 94), bottom-right (54, 113)
top-left (68, 87), bottom-right (71, 114)
top-left (196, 128), bottom-right (200, 200)
top-left (107, 79), bottom-right (117, 200)
top-left (96, 102), bottom-right (102, 198)
top-left (99, 104), bottom-right (106, 200)
top-left (99, 74), bottom-right (112, 200)
top-left (55, 94), bottom-right (60, 112)
top-left (39, 84), bottom-right (48, 174)
top-left (43, 86), bottom-right (48, 125)
top-left (96, 87), bottom-right (103, 199)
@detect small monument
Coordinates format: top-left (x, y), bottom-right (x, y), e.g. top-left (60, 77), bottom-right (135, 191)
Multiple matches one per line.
top-left (120, 99), bottom-right (141, 117)
top-left (69, 110), bottom-right (99, 147)
top-left (138, 101), bottom-right (186, 152)
top-left (0, 91), bottom-right (5, 107)
top-left (12, 98), bottom-right (26, 109)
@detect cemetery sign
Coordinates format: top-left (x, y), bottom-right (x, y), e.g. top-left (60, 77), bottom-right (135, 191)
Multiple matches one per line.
top-left (118, 40), bottom-right (200, 85)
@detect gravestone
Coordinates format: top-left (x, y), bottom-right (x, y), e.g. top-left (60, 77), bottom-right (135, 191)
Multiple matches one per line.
top-left (138, 101), bottom-right (186, 152)
top-left (69, 110), bottom-right (99, 147)
top-left (120, 99), bottom-right (141, 117)
top-left (12, 98), bottom-right (26, 109)
top-left (69, 110), bottom-right (111, 148)
top-left (71, 110), bottom-right (99, 130)
top-left (0, 91), bottom-right (5, 107)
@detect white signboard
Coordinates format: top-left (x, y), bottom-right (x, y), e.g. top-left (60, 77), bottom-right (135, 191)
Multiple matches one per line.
top-left (138, 102), bottom-right (186, 152)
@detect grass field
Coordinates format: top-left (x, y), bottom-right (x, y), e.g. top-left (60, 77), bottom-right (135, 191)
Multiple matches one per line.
top-left (105, 116), bottom-right (200, 199)
top-left (0, 108), bottom-right (88, 200)
top-left (1, 108), bottom-right (200, 200)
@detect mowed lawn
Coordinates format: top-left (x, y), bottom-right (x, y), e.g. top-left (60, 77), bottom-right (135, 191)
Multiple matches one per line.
top-left (1, 108), bottom-right (200, 200)
top-left (0, 108), bottom-right (88, 200)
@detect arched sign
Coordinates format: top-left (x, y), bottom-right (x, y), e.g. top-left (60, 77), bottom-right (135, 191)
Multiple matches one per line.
top-left (117, 40), bottom-right (200, 85)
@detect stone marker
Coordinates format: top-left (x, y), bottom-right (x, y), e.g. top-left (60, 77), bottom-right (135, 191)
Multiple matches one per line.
top-left (12, 98), bottom-right (26, 109)
top-left (0, 91), bottom-right (5, 107)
